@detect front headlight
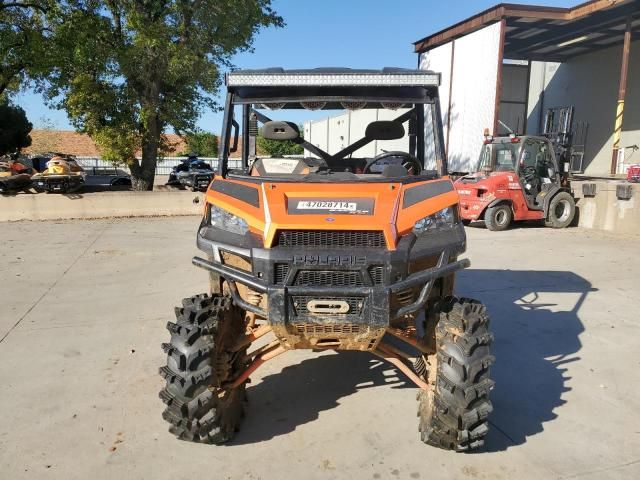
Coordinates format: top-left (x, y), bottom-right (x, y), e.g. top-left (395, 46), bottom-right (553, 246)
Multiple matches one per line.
top-left (413, 206), bottom-right (457, 235)
top-left (209, 204), bottom-right (249, 235)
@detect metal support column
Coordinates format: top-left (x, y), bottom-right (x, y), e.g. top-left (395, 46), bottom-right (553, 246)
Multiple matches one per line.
top-left (610, 18), bottom-right (632, 174)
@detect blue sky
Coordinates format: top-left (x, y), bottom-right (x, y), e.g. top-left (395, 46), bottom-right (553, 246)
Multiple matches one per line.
top-left (15, 0), bottom-right (571, 133)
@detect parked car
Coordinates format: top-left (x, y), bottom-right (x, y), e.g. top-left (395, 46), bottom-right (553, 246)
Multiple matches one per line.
top-left (83, 166), bottom-right (132, 189)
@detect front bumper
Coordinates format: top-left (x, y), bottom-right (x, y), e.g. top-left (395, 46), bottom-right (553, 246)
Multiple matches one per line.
top-left (193, 224), bottom-right (469, 330)
top-left (179, 173), bottom-right (214, 190)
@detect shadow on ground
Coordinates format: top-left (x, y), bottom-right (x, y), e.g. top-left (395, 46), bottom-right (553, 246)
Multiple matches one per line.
top-left (458, 269), bottom-right (593, 452)
top-left (231, 269), bottom-right (593, 450)
top-left (233, 350), bottom-right (410, 445)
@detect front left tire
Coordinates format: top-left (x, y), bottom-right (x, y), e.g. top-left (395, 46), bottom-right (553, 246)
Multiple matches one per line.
top-left (484, 204), bottom-right (512, 231)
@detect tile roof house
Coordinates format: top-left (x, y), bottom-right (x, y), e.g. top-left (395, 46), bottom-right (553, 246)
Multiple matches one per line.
top-left (23, 130), bottom-right (191, 157)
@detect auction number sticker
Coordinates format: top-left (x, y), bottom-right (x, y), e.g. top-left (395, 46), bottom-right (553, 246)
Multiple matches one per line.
top-left (289, 198), bottom-right (375, 215)
top-left (297, 201), bottom-right (357, 212)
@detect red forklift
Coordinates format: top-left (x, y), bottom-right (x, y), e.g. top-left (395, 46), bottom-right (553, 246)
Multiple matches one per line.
top-left (454, 116), bottom-right (576, 231)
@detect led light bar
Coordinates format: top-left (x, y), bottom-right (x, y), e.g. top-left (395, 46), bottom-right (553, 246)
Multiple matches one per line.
top-left (227, 72), bottom-right (440, 87)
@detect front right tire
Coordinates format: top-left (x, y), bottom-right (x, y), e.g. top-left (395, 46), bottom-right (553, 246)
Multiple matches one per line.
top-left (545, 191), bottom-right (576, 228)
top-left (159, 293), bottom-right (247, 444)
top-left (418, 297), bottom-right (495, 451)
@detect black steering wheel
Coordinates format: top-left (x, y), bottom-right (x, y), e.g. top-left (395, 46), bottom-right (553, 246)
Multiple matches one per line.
top-left (362, 151), bottom-right (422, 175)
top-left (521, 165), bottom-right (537, 181)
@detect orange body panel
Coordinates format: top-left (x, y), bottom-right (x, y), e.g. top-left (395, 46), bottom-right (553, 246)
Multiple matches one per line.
top-left (205, 177), bottom-right (460, 249)
top-left (204, 178), bottom-right (267, 233)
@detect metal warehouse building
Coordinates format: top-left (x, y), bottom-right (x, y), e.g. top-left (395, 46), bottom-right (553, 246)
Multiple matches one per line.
top-left (416, 0), bottom-right (639, 175)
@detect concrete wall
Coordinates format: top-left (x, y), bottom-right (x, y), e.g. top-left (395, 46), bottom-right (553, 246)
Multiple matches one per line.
top-left (0, 191), bottom-right (204, 222)
top-left (526, 39), bottom-right (640, 175)
top-left (572, 180), bottom-right (640, 235)
top-left (3, 183), bottom-right (638, 236)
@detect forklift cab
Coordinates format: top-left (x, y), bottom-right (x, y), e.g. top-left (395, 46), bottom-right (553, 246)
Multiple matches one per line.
top-left (477, 135), bottom-right (560, 209)
top-left (519, 137), bottom-right (560, 205)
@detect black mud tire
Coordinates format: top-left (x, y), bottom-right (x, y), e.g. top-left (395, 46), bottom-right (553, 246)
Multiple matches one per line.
top-left (418, 297), bottom-right (494, 452)
top-left (159, 293), bottom-right (247, 444)
top-left (545, 191), bottom-right (575, 228)
top-left (484, 204), bottom-right (512, 231)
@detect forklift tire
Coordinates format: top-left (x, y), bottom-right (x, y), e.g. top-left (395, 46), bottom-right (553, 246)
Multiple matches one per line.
top-left (484, 204), bottom-right (512, 231)
top-left (159, 293), bottom-right (247, 444)
top-left (418, 297), bottom-right (494, 452)
top-left (545, 192), bottom-right (575, 229)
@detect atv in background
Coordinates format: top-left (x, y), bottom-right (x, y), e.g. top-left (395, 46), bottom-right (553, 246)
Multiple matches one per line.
top-left (166, 154), bottom-right (214, 191)
top-left (0, 156), bottom-right (34, 194)
top-left (455, 134), bottom-right (576, 231)
top-left (159, 68), bottom-right (494, 451)
top-left (31, 155), bottom-right (85, 193)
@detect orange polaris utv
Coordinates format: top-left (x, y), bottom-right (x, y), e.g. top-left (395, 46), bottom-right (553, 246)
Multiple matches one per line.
top-left (159, 68), bottom-right (494, 451)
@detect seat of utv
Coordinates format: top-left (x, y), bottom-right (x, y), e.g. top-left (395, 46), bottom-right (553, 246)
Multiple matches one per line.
top-left (250, 157), bottom-right (327, 176)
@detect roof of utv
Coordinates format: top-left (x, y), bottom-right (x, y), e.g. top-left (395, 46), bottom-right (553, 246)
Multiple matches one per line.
top-left (226, 67), bottom-right (441, 88)
top-left (226, 68), bottom-right (441, 107)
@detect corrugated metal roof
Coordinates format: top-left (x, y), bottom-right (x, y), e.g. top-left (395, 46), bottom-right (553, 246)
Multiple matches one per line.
top-left (414, 0), bottom-right (639, 62)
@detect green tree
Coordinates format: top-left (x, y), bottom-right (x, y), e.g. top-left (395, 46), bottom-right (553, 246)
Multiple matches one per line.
top-left (0, 101), bottom-right (32, 155)
top-left (37, 1), bottom-right (283, 189)
top-left (257, 126), bottom-right (304, 157)
top-left (183, 130), bottom-right (218, 158)
top-left (0, 1), bottom-right (51, 97)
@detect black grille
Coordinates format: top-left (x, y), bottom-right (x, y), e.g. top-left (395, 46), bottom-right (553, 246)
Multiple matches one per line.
top-left (276, 230), bottom-right (386, 248)
top-left (291, 295), bottom-right (364, 320)
top-left (294, 270), bottom-right (363, 287)
top-left (274, 263), bottom-right (289, 284)
top-left (369, 266), bottom-right (384, 285)
top-left (293, 324), bottom-right (366, 335)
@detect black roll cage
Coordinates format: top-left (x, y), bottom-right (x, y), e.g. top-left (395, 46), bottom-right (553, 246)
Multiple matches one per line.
top-left (217, 89), bottom-right (448, 179)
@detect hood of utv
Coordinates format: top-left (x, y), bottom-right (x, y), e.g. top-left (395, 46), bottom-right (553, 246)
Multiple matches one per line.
top-left (206, 177), bottom-right (460, 249)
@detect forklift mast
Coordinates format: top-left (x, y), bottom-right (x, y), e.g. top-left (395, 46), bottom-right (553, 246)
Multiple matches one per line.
top-left (543, 106), bottom-right (575, 180)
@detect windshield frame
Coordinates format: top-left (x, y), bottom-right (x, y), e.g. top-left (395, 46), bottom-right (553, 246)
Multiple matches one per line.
top-left (217, 85), bottom-right (447, 181)
top-left (475, 140), bottom-right (522, 174)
